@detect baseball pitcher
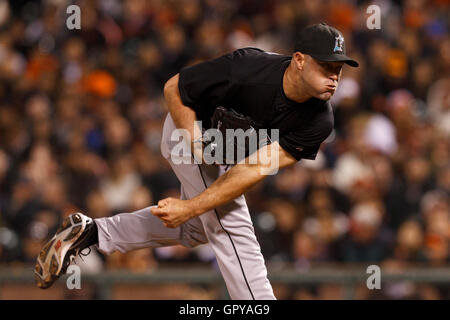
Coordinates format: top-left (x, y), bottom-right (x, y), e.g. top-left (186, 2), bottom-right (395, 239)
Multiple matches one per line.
top-left (34, 23), bottom-right (358, 300)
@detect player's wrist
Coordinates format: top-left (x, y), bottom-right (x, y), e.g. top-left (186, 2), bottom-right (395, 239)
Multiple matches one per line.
top-left (185, 199), bottom-right (204, 218)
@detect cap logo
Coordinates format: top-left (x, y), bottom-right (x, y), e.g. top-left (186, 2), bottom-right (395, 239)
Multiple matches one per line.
top-left (333, 35), bottom-right (344, 53)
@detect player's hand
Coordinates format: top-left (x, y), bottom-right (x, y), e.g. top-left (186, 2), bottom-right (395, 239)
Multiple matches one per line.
top-left (150, 197), bottom-right (196, 228)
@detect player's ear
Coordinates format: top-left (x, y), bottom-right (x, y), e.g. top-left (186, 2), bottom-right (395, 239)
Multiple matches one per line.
top-left (292, 52), bottom-right (305, 71)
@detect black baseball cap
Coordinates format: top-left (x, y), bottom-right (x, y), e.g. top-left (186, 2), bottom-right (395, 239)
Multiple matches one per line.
top-left (294, 23), bottom-right (359, 67)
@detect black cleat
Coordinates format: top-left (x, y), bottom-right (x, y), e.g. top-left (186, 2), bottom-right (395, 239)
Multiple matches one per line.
top-left (34, 213), bottom-right (95, 289)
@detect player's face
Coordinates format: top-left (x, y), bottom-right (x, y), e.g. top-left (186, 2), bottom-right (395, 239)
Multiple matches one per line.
top-left (301, 55), bottom-right (344, 101)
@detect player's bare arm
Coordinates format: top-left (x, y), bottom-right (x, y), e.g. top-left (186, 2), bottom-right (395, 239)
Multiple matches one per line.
top-left (151, 141), bottom-right (297, 228)
top-left (163, 73), bottom-right (205, 163)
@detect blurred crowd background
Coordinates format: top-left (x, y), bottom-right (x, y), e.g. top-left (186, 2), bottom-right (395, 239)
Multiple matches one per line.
top-left (0, 0), bottom-right (448, 299)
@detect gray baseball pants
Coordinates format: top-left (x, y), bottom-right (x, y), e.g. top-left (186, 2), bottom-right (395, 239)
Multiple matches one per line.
top-left (94, 113), bottom-right (275, 300)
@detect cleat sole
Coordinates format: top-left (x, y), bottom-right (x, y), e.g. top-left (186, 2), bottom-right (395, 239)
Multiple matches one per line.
top-left (34, 212), bottom-right (92, 290)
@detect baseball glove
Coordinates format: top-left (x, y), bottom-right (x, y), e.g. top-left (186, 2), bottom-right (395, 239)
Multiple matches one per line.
top-left (201, 106), bottom-right (270, 164)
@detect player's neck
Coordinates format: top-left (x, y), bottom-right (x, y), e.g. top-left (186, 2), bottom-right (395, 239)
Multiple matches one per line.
top-left (283, 63), bottom-right (312, 103)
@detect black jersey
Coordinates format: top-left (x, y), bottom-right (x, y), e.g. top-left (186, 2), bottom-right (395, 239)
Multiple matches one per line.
top-left (178, 47), bottom-right (334, 161)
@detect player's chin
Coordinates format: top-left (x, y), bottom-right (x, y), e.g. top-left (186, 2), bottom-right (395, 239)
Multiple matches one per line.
top-left (316, 91), bottom-right (334, 101)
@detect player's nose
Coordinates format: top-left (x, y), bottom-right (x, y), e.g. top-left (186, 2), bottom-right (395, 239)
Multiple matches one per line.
top-left (329, 73), bottom-right (339, 82)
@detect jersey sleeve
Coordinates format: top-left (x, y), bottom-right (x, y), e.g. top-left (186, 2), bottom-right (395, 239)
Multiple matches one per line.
top-left (278, 103), bottom-right (334, 161)
top-left (178, 52), bottom-right (233, 112)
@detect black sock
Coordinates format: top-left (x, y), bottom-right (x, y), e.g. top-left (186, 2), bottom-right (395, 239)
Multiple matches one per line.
top-left (84, 221), bottom-right (99, 248)
top-left (75, 220), bottom-right (99, 250)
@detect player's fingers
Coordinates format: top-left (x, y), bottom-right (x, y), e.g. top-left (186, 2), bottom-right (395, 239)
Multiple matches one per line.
top-left (151, 207), bottom-right (166, 217)
top-left (163, 221), bottom-right (175, 228)
top-left (171, 221), bottom-right (180, 228)
top-left (158, 197), bottom-right (173, 207)
top-left (160, 213), bottom-right (172, 222)
top-left (157, 199), bottom-right (166, 207)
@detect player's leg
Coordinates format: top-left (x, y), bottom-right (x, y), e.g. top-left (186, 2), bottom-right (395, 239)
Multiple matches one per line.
top-left (172, 162), bottom-right (275, 300)
top-left (161, 113), bottom-right (275, 300)
top-left (95, 186), bottom-right (207, 254)
top-left (35, 184), bottom-right (207, 289)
